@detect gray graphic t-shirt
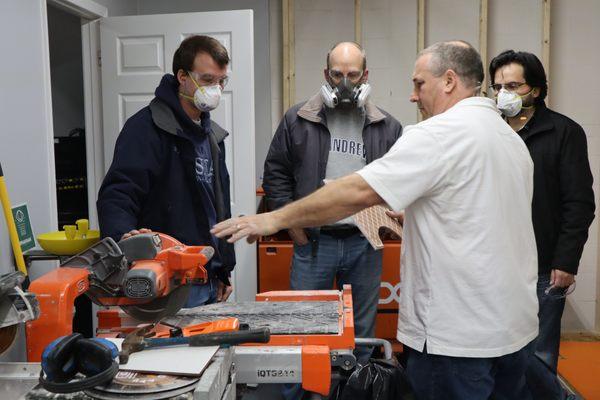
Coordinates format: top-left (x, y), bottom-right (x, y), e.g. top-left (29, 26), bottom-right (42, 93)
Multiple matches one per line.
top-left (324, 106), bottom-right (366, 225)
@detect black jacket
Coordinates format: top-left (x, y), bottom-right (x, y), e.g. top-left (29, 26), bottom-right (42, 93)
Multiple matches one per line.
top-left (97, 74), bottom-right (235, 284)
top-left (519, 103), bottom-right (595, 275)
top-left (263, 93), bottom-right (402, 237)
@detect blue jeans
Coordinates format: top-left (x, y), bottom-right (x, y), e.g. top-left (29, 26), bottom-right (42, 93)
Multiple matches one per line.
top-left (184, 278), bottom-right (219, 308)
top-left (406, 342), bottom-right (534, 400)
top-left (526, 273), bottom-right (569, 399)
top-left (283, 232), bottom-right (383, 399)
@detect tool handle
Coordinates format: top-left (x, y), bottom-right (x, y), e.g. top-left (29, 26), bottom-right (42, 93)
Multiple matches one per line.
top-left (0, 162), bottom-right (27, 276)
top-left (188, 328), bottom-right (271, 346)
top-left (144, 328), bottom-right (271, 349)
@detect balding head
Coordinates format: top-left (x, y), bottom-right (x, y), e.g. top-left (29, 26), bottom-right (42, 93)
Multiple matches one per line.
top-left (326, 42), bottom-right (367, 71)
top-left (324, 41), bottom-right (369, 88)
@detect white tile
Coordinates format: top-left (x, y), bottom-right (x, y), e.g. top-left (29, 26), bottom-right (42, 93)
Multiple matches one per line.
top-left (583, 124), bottom-right (600, 140)
top-left (295, 39), bottom-right (332, 70)
top-left (577, 260), bottom-right (598, 276)
top-left (363, 38), bottom-right (393, 68)
top-left (561, 300), bottom-right (596, 332)
top-left (362, 8), bottom-right (390, 39)
top-left (579, 240), bottom-right (598, 270)
top-left (294, 9), bottom-right (354, 41)
top-left (361, 0), bottom-right (392, 11)
top-left (295, 0), bottom-right (335, 12)
top-left (294, 66), bottom-right (322, 103)
top-left (426, 0), bottom-right (479, 47)
top-left (269, 0), bottom-right (282, 12)
top-left (571, 272), bottom-right (597, 303)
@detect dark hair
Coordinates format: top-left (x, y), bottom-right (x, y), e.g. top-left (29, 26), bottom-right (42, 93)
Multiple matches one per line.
top-left (172, 35), bottom-right (229, 75)
top-left (420, 40), bottom-right (484, 89)
top-left (489, 50), bottom-right (547, 104)
top-left (326, 41), bottom-right (367, 70)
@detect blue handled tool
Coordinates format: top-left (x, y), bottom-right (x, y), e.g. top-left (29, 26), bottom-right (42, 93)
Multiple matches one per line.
top-left (119, 323), bottom-right (270, 364)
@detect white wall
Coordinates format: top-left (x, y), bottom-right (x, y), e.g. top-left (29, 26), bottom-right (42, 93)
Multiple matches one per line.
top-left (273, 0), bottom-right (600, 332)
top-left (551, 0), bottom-right (600, 332)
top-left (0, 0), bottom-right (57, 361)
top-left (0, 0), bottom-right (57, 273)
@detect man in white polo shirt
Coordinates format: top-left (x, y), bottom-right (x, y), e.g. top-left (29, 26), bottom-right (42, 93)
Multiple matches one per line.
top-left (213, 40), bottom-right (538, 399)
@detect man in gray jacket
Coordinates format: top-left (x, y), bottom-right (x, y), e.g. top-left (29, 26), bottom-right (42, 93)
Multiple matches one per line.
top-left (263, 42), bottom-right (402, 374)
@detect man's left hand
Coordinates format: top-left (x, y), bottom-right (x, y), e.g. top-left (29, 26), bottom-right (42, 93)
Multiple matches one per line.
top-left (216, 281), bottom-right (233, 302)
top-left (212, 213), bottom-right (280, 243)
top-left (550, 269), bottom-right (575, 288)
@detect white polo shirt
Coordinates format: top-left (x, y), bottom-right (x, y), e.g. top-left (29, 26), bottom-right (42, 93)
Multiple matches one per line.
top-left (357, 97), bottom-right (538, 358)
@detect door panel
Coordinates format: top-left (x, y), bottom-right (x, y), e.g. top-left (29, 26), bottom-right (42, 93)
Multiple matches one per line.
top-left (97, 10), bottom-right (256, 300)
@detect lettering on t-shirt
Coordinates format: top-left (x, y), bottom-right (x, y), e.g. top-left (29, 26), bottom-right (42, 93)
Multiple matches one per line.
top-left (330, 137), bottom-right (366, 159)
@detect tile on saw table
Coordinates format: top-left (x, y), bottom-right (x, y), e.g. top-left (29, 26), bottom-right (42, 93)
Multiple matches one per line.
top-left (107, 338), bottom-right (218, 376)
top-left (163, 301), bottom-right (341, 335)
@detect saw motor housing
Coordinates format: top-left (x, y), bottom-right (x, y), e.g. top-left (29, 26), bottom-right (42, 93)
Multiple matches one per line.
top-left (26, 232), bottom-right (212, 361)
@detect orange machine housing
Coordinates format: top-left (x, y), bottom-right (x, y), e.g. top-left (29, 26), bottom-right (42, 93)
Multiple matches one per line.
top-left (26, 233), bottom-right (211, 361)
top-left (256, 189), bottom-right (401, 341)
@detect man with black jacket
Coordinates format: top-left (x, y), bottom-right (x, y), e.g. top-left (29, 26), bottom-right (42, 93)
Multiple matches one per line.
top-left (263, 42), bottom-right (402, 373)
top-left (490, 50), bottom-right (595, 400)
top-left (97, 36), bottom-right (235, 307)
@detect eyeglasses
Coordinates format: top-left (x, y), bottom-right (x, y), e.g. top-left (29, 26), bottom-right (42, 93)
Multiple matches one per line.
top-left (189, 71), bottom-right (229, 88)
top-left (328, 69), bottom-right (364, 82)
top-left (489, 82), bottom-right (527, 92)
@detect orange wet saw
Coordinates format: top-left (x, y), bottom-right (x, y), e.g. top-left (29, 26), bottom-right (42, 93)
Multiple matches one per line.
top-left (26, 232), bottom-right (213, 361)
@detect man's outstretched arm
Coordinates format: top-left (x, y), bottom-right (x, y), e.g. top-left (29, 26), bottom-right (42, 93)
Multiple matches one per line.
top-left (212, 173), bottom-right (383, 243)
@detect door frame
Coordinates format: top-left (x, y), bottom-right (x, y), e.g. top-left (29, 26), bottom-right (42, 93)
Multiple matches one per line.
top-left (45, 0), bottom-right (107, 229)
top-left (81, 20), bottom-right (103, 229)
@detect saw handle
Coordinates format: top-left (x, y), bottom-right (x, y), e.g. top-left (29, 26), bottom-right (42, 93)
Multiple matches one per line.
top-left (145, 327), bottom-right (271, 349)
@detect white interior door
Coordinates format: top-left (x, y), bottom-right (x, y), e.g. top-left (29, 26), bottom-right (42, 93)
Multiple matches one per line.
top-left (88, 10), bottom-right (256, 301)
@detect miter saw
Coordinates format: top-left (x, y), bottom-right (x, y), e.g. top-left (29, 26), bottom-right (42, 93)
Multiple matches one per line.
top-left (25, 233), bottom-right (214, 361)
top-left (0, 271), bottom-right (39, 354)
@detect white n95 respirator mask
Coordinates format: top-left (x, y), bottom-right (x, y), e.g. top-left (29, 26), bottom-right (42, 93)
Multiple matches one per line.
top-left (496, 88), bottom-right (534, 117)
top-left (180, 72), bottom-right (222, 112)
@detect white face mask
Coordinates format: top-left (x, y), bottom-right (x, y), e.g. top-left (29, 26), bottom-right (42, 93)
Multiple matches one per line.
top-left (180, 72), bottom-right (222, 112)
top-left (496, 88), bottom-right (522, 117)
top-left (496, 87), bottom-right (534, 118)
top-left (193, 84), bottom-right (221, 112)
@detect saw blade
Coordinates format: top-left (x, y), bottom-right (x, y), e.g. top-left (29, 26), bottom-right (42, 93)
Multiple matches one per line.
top-left (0, 324), bottom-right (17, 354)
top-left (120, 285), bottom-right (191, 322)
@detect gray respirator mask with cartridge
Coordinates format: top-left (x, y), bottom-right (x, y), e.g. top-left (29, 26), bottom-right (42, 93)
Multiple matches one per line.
top-left (320, 77), bottom-right (371, 109)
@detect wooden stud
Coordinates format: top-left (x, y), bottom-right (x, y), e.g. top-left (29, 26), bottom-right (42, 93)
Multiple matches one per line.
top-left (479, 0), bottom-right (489, 96)
top-left (417, 0), bottom-right (426, 121)
top-left (355, 0), bottom-right (362, 44)
top-left (282, 0), bottom-right (290, 111)
top-left (282, 0), bottom-right (295, 109)
top-left (542, 0), bottom-right (551, 104)
top-left (417, 0), bottom-right (425, 52)
top-left (289, 0), bottom-right (295, 105)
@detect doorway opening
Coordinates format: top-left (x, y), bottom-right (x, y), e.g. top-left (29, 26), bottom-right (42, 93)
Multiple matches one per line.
top-left (47, 4), bottom-right (88, 230)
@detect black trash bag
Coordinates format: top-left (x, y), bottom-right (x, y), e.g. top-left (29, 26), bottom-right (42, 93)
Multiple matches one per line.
top-left (338, 358), bottom-right (413, 400)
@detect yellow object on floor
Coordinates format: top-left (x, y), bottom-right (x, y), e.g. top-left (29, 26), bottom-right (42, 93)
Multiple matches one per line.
top-left (558, 340), bottom-right (600, 400)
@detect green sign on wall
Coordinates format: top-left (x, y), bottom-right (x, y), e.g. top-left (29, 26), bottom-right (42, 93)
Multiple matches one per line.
top-left (11, 203), bottom-right (35, 252)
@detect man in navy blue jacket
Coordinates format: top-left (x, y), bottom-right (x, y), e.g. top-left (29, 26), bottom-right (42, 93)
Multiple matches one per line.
top-left (97, 35), bottom-right (235, 306)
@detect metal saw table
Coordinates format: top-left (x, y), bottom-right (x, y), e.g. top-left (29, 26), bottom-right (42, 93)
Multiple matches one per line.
top-left (96, 286), bottom-right (363, 397)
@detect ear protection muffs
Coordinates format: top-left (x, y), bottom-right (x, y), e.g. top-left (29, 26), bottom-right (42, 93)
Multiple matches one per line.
top-left (39, 333), bottom-right (119, 393)
top-left (320, 82), bottom-right (372, 108)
